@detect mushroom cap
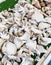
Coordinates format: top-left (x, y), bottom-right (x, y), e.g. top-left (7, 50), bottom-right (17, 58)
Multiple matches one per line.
top-left (26, 40), bottom-right (36, 51)
top-left (2, 41), bottom-right (17, 55)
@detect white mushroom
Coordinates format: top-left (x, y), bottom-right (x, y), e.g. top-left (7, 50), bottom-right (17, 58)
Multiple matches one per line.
top-left (44, 17), bottom-right (51, 24)
top-left (9, 24), bottom-right (18, 35)
top-left (0, 23), bottom-right (6, 28)
top-left (32, 10), bottom-right (44, 22)
top-left (14, 37), bottom-right (24, 48)
top-left (38, 22), bottom-right (50, 30)
top-left (26, 40), bottom-right (36, 51)
top-left (20, 32), bottom-right (30, 41)
top-left (2, 41), bottom-right (17, 55)
top-left (37, 45), bottom-right (47, 53)
top-left (0, 32), bottom-right (9, 40)
top-left (2, 55), bottom-right (8, 64)
top-left (31, 28), bottom-right (42, 34)
top-left (20, 57), bottom-right (33, 65)
top-left (42, 37), bottom-right (51, 45)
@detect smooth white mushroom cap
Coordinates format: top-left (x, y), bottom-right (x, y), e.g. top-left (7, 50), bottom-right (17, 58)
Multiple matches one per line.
top-left (26, 40), bottom-right (36, 51)
top-left (32, 10), bottom-right (44, 22)
top-left (14, 37), bottom-right (24, 48)
top-left (20, 57), bottom-right (33, 65)
top-left (6, 42), bottom-right (17, 55)
top-left (2, 41), bottom-right (17, 55)
top-left (37, 45), bottom-right (47, 53)
top-left (38, 22), bottom-right (50, 30)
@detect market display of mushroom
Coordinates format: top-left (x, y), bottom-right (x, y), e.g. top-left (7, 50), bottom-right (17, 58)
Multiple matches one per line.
top-left (0, 0), bottom-right (51, 65)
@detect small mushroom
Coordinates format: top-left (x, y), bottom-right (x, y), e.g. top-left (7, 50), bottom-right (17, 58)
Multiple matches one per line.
top-left (19, 32), bottom-right (30, 41)
top-left (32, 10), bottom-right (44, 22)
top-left (38, 22), bottom-right (50, 30)
top-left (31, 28), bottom-right (42, 34)
top-left (20, 57), bottom-right (33, 65)
top-left (26, 40), bottom-right (36, 51)
top-left (42, 37), bottom-right (51, 45)
top-left (0, 32), bottom-right (9, 40)
top-left (14, 37), bottom-right (24, 49)
top-left (44, 17), bottom-right (51, 24)
top-left (2, 41), bottom-right (17, 55)
top-left (37, 45), bottom-right (47, 53)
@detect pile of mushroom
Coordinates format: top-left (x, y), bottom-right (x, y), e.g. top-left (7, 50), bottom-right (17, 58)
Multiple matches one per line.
top-left (0, 0), bottom-right (51, 65)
